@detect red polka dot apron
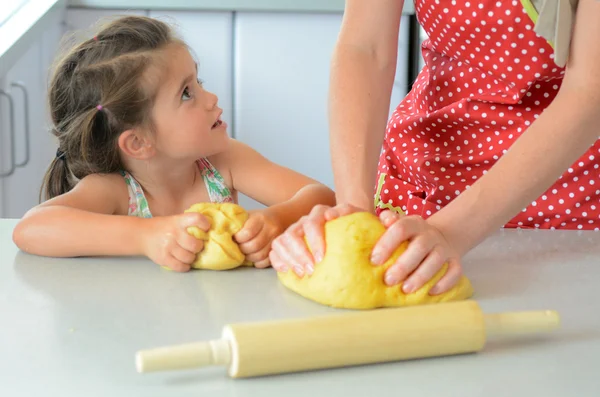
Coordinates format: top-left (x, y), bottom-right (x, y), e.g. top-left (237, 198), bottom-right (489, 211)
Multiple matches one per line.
top-left (375, 0), bottom-right (600, 230)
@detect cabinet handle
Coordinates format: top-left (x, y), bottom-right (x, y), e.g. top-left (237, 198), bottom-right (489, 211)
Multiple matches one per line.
top-left (0, 90), bottom-right (16, 178)
top-left (11, 81), bottom-right (30, 168)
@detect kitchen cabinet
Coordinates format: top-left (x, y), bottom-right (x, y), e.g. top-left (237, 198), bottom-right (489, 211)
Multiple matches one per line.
top-left (0, 8), bottom-right (146, 219)
top-left (233, 12), bottom-right (410, 210)
top-left (0, 9), bottom-right (64, 218)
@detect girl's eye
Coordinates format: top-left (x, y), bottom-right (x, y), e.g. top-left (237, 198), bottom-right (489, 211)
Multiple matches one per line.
top-left (182, 86), bottom-right (192, 101)
top-left (197, 77), bottom-right (204, 86)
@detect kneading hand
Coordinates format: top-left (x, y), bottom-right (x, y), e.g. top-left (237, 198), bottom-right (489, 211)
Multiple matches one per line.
top-left (142, 212), bottom-right (209, 272)
top-left (269, 203), bottom-right (364, 276)
top-left (371, 210), bottom-right (463, 295)
top-left (234, 210), bottom-right (283, 268)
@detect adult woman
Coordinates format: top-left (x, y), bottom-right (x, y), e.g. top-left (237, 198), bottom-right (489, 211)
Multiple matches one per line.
top-left (269, 0), bottom-right (600, 295)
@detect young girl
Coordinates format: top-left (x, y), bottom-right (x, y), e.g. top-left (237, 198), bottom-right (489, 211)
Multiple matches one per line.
top-left (270, 1), bottom-right (600, 290)
top-left (12, 15), bottom-right (335, 271)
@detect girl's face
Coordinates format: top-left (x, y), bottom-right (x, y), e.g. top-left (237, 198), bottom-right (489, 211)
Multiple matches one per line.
top-left (150, 44), bottom-right (229, 161)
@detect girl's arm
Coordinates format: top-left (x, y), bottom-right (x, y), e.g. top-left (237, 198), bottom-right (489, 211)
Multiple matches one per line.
top-left (14, 174), bottom-right (209, 271)
top-left (427, 0), bottom-right (600, 258)
top-left (12, 174), bottom-right (148, 257)
top-left (328, 0), bottom-right (404, 210)
top-left (220, 139), bottom-right (336, 230)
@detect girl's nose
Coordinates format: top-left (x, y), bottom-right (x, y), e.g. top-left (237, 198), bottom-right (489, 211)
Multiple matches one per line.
top-left (206, 90), bottom-right (218, 109)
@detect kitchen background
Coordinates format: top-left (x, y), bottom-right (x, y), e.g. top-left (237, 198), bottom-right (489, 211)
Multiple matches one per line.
top-left (0, 0), bottom-right (426, 218)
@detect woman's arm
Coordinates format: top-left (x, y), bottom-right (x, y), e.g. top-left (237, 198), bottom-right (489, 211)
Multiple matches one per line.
top-left (329, 0), bottom-right (405, 210)
top-left (12, 174), bottom-right (146, 257)
top-left (427, 0), bottom-right (600, 258)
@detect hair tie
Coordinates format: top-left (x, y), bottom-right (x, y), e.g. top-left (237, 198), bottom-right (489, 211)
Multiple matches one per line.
top-left (96, 104), bottom-right (103, 111)
top-left (93, 36), bottom-right (98, 41)
top-left (56, 149), bottom-right (66, 161)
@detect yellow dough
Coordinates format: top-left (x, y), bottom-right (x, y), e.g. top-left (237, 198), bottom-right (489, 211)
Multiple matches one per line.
top-left (185, 203), bottom-right (252, 270)
top-left (277, 212), bottom-right (474, 309)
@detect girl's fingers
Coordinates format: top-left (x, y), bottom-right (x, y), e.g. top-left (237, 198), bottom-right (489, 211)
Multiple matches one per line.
top-left (238, 231), bottom-right (270, 255)
top-left (234, 215), bottom-right (264, 244)
top-left (253, 257), bottom-right (271, 269)
top-left (400, 245), bottom-right (446, 294)
top-left (177, 231), bottom-right (205, 253)
top-left (164, 254), bottom-right (192, 272)
top-left (171, 244), bottom-right (197, 265)
top-left (245, 244), bottom-right (272, 264)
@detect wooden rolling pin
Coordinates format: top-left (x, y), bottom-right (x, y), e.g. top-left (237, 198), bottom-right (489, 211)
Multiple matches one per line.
top-left (135, 300), bottom-right (559, 378)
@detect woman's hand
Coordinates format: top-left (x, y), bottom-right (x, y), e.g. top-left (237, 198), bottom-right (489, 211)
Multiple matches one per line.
top-left (142, 213), bottom-right (209, 272)
top-left (269, 203), bottom-right (364, 276)
top-left (234, 209), bottom-right (283, 268)
top-left (371, 210), bottom-right (463, 295)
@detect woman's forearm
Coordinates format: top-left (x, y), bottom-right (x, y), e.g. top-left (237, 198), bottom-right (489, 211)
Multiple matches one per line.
top-left (429, 88), bottom-right (600, 255)
top-left (13, 206), bottom-right (147, 257)
top-left (328, 42), bottom-right (397, 210)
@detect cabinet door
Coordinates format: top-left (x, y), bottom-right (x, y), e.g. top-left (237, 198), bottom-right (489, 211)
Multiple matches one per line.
top-left (148, 11), bottom-right (234, 130)
top-left (1, 7), bottom-right (65, 218)
top-left (233, 13), bottom-right (411, 210)
top-left (233, 12), bottom-right (343, 210)
top-left (0, 76), bottom-right (9, 216)
top-left (1, 41), bottom-right (44, 218)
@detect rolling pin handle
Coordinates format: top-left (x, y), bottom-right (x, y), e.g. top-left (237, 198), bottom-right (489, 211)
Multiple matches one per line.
top-left (483, 310), bottom-right (560, 338)
top-left (136, 339), bottom-right (231, 373)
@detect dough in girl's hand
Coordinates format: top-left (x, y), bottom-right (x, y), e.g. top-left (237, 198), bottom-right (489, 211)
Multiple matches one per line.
top-left (185, 203), bottom-right (253, 270)
top-left (277, 212), bottom-right (474, 309)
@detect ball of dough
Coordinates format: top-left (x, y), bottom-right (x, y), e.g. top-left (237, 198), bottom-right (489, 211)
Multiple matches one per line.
top-left (185, 203), bottom-right (252, 270)
top-left (277, 211), bottom-right (474, 309)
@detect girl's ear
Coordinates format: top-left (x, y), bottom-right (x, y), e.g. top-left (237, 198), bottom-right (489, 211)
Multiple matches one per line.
top-left (118, 129), bottom-right (155, 160)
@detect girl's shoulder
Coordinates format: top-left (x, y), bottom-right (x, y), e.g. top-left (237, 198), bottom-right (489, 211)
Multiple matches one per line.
top-left (72, 172), bottom-right (131, 215)
top-left (204, 139), bottom-right (252, 189)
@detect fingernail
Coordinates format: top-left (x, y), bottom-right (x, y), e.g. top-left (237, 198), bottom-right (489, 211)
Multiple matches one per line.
top-left (279, 265), bottom-right (288, 272)
top-left (385, 273), bottom-right (398, 285)
top-left (371, 251), bottom-right (382, 264)
top-left (402, 282), bottom-right (414, 294)
top-left (314, 252), bottom-right (323, 263)
top-left (293, 265), bottom-right (304, 277)
top-left (306, 263), bottom-right (314, 274)
top-left (429, 286), bottom-right (440, 295)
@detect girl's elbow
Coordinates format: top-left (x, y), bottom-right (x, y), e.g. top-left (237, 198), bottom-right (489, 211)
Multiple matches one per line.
top-left (12, 220), bottom-right (30, 252)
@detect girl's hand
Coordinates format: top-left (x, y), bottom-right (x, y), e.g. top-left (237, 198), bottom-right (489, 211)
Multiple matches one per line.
top-left (234, 210), bottom-right (284, 268)
top-left (371, 210), bottom-right (463, 295)
top-left (142, 213), bottom-right (210, 272)
top-left (269, 203), bottom-right (364, 276)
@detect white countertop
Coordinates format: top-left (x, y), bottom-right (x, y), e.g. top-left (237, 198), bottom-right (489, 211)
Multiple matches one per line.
top-left (1, 217), bottom-right (599, 396)
top-left (67, 0), bottom-right (416, 14)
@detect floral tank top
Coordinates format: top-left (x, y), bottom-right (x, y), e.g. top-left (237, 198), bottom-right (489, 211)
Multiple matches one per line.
top-left (120, 158), bottom-right (233, 218)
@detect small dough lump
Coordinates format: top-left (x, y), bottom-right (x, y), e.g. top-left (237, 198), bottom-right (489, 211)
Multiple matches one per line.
top-left (185, 203), bottom-right (252, 270)
top-left (277, 211), bottom-right (474, 309)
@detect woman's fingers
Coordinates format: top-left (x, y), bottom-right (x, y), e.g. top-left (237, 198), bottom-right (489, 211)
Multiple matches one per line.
top-left (429, 259), bottom-right (463, 295)
top-left (399, 245), bottom-right (446, 293)
top-left (371, 216), bottom-right (424, 265)
top-left (383, 234), bottom-right (436, 286)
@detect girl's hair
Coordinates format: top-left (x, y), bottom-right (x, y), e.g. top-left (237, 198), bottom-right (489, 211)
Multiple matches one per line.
top-left (41, 15), bottom-right (181, 201)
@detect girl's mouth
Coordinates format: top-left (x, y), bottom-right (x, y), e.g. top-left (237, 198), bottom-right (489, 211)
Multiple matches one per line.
top-left (211, 119), bottom-right (223, 129)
